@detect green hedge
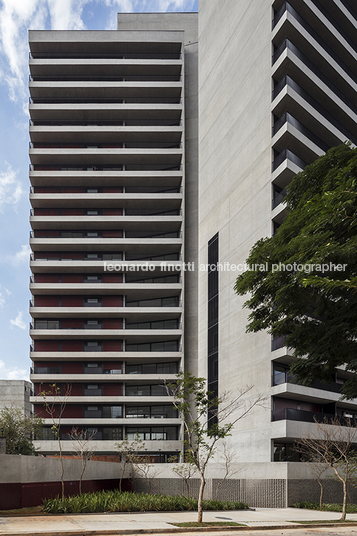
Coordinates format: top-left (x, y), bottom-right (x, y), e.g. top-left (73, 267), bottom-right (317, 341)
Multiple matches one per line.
top-left (294, 501), bottom-right (357, 513)
top-left (43, 490), bottom-right (248, 514)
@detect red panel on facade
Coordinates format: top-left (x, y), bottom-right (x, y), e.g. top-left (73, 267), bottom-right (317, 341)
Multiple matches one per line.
top-left (34, 405), bottom-right (48, 418)
top-left (102, 188), bottom-right (123, 194)
top-left (62, 209), bottom-right (84, 215)
top-left (103, 384), bottom-right (122, 396)
top-left (35, 275), bottom-right (59, 283)
top-left (62, 252), bottom-right (82, 259)
top-left (35, 208), bottom-right (60, 215)
top-left (61, 297), bottom-right (83, 307)
top-left (62, 362), bottom-right (83, 373)
top-left (34, 361), bottom-right (59, 368)
top-left (103, 341), bottom-right (122, 351)
top-left (103, 362), bottom-right (122, 370)
top-left (61, 275), bottom-right (83, 283)
top-left (103, 296), bottom-right (122, 307)
top-left (61, 188), bottom-right (83, 193)
top-left (102, 231), bottom-right (123, 238)
top-left (62, 341), bottom-right (83, 351)
top-left (103, 274), bottom-right (123, 283)
top-left (103, 320), bottom-right (122, 329)
top-left (35, 296), bottom-right (60, 307)
top-left (61, 320), bottom-right (83, 329)
top-left (35, 231), bottom-right (60, 237)
top-left (69, 384), bottom-right (83, 396)
top-left (102, 209), bottom-right (123, 215)
top-left (63, 406), bottom-right (83, 418)
top-left (35, 341), bottom-right (60, 352)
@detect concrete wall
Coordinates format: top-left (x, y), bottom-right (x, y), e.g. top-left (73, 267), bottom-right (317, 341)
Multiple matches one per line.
top-left (199, 0), bottom-right (273, 463)
top-left (0, 454), bottom-right (123, 483)
top-left (0, 380), bottom-right (33, 416)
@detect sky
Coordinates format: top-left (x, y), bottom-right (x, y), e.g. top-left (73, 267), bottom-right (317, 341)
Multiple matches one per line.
top-left (0, 0), bottom-right (198, 380)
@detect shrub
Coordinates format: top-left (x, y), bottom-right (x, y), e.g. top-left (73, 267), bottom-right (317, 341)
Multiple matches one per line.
top-left (294, 501), bottom-right (357, 513)
top-left (43, 490), bottom-right (248, 514)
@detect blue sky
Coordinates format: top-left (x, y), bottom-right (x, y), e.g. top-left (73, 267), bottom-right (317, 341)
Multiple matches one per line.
top-left (0, 0), bottom-right (198, 380)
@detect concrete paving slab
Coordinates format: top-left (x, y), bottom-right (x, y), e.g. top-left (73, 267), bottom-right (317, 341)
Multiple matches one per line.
top-left (1, 508), bottom-right (357, 535)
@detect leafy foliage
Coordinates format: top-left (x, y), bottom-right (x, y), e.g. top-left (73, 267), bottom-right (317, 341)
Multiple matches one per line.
top-left (42, 490), bottom-right (248, 514)
top-left (0, 406), bottom-right (43, 455)
top-left (294, 501), bottom-right (357, 513)
top-left (234, 144), bottom-right (357, 397)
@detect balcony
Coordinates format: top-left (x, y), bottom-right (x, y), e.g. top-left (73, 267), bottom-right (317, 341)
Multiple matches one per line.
top-left (272, 149), bottom-right (307, 172)
top-left (272, 407), bottom-right (335, 423)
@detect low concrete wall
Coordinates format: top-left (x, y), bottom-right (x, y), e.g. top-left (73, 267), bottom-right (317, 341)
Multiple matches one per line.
top-left (0, 454), bottom-right (130, 510)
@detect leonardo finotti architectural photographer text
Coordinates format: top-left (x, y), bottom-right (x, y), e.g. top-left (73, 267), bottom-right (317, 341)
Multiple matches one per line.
top-left (104, 261), bottom-right (347, 273)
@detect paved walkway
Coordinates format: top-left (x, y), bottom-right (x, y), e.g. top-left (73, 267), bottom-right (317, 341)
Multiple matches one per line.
top-left (1, 508), bottom-right (357, 535)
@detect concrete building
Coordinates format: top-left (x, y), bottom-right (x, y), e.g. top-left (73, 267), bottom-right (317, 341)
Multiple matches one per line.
top-left (198, 0), bottom-right (357, 493)
top-left (29, 14), bottom-right (198, 458)
top-left (28, 0), bottom-right (357, 504)
top-left (0, 380), bottom-right (33, 416)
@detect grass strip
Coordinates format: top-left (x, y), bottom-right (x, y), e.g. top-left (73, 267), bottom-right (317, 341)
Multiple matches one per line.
top-left (172, 522), bottom-right (245, 527)
top-left (291, 520), bottom-right (357, 524)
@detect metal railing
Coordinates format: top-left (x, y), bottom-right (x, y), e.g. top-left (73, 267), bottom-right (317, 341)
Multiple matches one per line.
top-left (272, 38), bottom-right (357, 115)
top-left (272, 149), bottom-right (307, 172)
top-left (272, 75), bottom-right (357, 144)
top-left (29, 51), bottom-right (182, 59)
top-left (272, 188), bottom-right (287, 210)
top-left (272, 408), bottom-right (335, 423)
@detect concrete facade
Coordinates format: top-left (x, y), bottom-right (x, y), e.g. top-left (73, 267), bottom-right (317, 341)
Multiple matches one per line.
top-left (29, 14), bottom-right (198, 458)
top-left (0, 380), bottom-right (33, 416)
top-left (198, 0), bottom-right (357, 472)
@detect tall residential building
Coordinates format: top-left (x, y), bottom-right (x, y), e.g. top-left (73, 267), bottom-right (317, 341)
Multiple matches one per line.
top-left (29, 15), bottom-right (198, 458)
top-left (198, 0), bottom-right (357, 502)
top-left (28, 0), bottom-right (357, 505)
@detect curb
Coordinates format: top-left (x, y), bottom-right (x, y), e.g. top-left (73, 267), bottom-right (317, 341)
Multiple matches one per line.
top-left (3, 523), bottom-right (357, 536)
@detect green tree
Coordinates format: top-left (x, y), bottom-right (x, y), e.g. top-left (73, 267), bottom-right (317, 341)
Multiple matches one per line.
top-left (0, 406), bottom-right (43, 455)
top-left (234, 143), bottom-right (357, 397)
top-left (166, 372), bottom-right (263, 523)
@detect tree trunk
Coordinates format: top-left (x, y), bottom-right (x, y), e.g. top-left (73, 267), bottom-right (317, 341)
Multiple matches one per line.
top-left (341, 479), bottom-right (347, 521)
top-left (318, 477), bottom-right (323, 510)
top-left (197, 475), bottom-right (205, 523)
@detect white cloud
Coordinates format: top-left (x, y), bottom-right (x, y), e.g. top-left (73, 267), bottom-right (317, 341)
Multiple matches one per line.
top-left (112, 0), bottom-right (195, 11)
top-left (0, 165), bottom-right (23, 210)
top-left (0, 291), bottom-right (5, 308)
top-left (0, 359), bottom-right (28, 380)
top-left (0, 244), bottom-right (31, 266)
top-left (47, 0), bottom-right (88, 30)
top-left (10, 311), bottom-right (27, 330)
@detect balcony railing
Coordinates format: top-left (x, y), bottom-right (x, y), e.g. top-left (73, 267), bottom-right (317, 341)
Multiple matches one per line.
top-left (272, 38), bottom-right (357, 115)
top-left (30, 119), bottom-right (182, 127)
top-left (30, 52), bottom-right (182, 59)
top-left (272, 188), bottom-right (287, 210)
top-left (272, 75), bottom-right (357, 144)
top-left (30, 231), bottom-right (181, 239)
top-left (272, 149), bottom-right (307, 172)
top-left (272, 369), bottom-right (343, 394)
top-left (273, 2), bottom-right (357, 84)
top-left (30, 186), bottom-right (182, 194)
top-left (271, 335), bottom-right (287, 351)
top-left (273, 112), bottom-right (330, 151)
top-left (30, 164), bottom-right (182, 172)
top-left (272, 408), bottom-right (335, 423)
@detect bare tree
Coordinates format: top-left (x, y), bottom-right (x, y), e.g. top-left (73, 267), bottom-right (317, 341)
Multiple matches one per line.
top-left (115, 434), bottom-right (144, 492)
top-left (69, 426), bottom-right (96, 495)
top-left (295, 416), bottom-right (357, 520)
top-left (132, 455), bottom-right (162, 494)
top-left (166, 372), bottom-right (265, 523)
top-left (39, 383), bottom-right (71, 500)
top-left (169, 454), bottom-right (197, 497)
top-left (215, 441), bottom-right (241, 500)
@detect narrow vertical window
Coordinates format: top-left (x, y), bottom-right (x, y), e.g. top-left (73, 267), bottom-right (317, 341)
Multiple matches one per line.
top-left (208, 233), bottom-right (219, 423)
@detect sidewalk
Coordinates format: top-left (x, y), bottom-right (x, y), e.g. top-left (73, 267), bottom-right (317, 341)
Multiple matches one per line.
top-left (1, 508), bottom-right (357, 536)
